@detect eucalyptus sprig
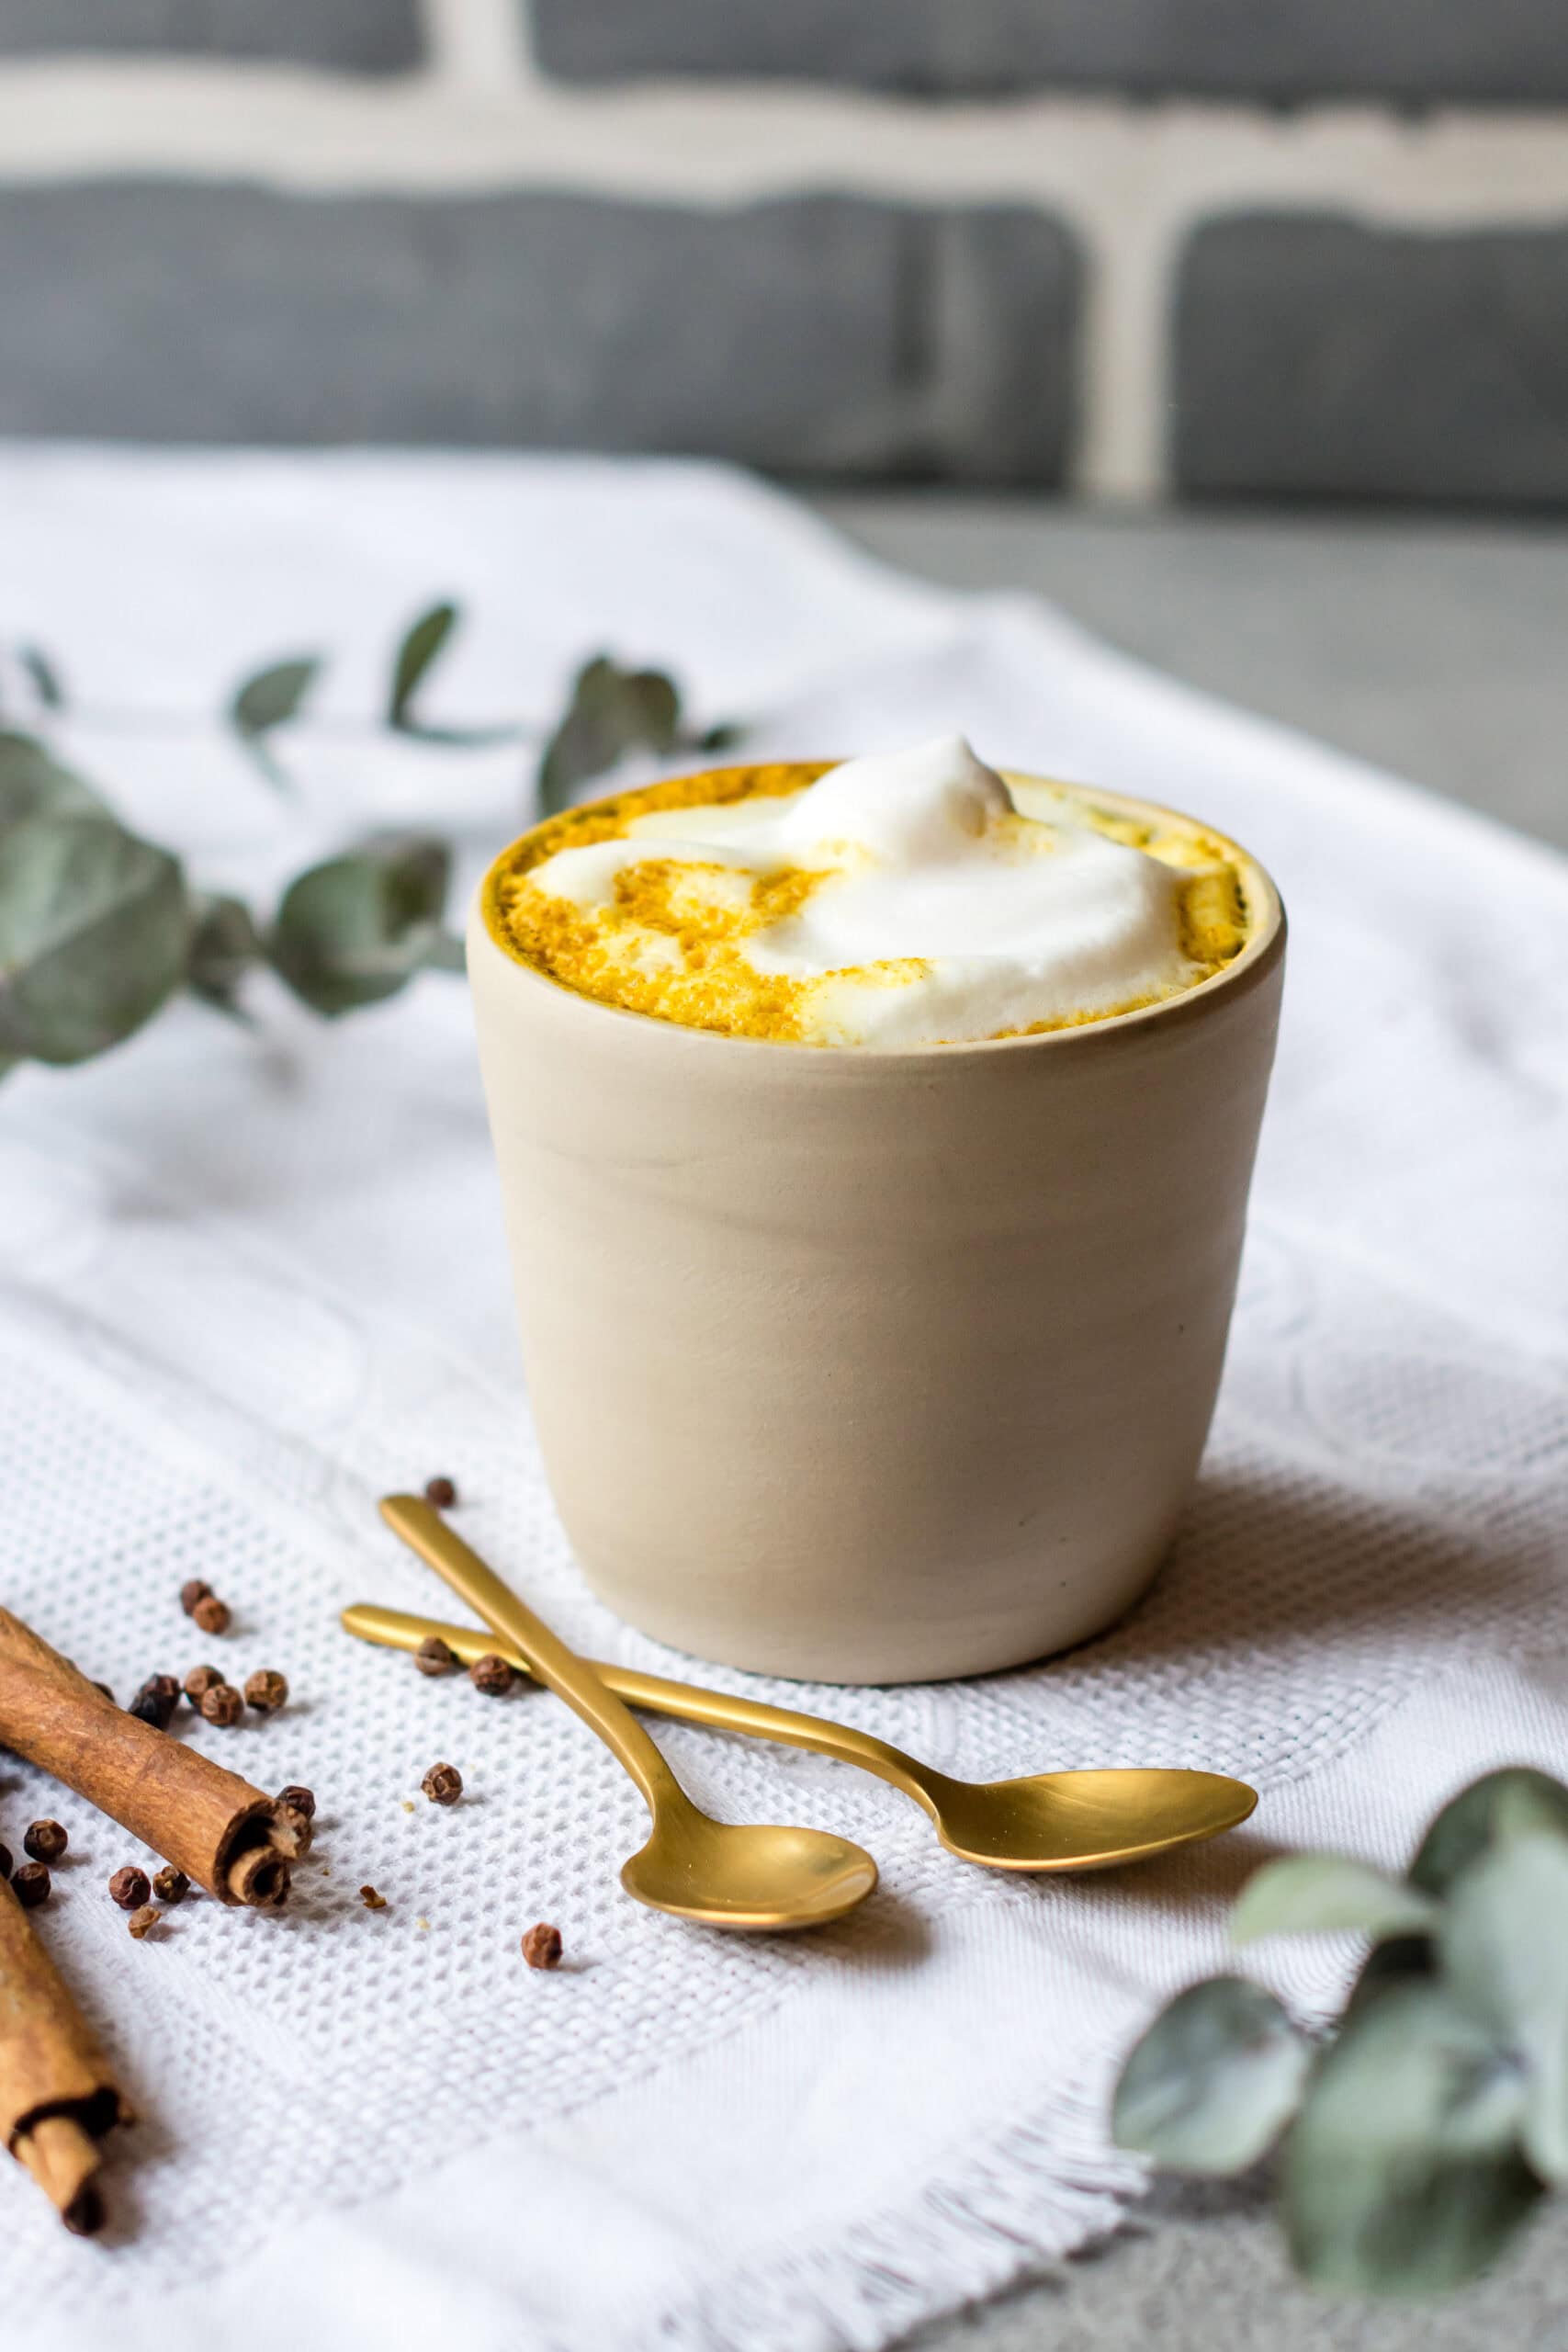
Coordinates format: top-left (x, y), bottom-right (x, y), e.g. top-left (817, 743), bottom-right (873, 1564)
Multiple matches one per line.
top-left (0, 729), bottom-right (457, 1068)
top-left (537, 652), bottom-right (739, 818)
top-left (227, 601), bottom-right (738, 796)
top-left (1113, 1767), bottom-right (1568, 2299)
top-left (0, 604), bottom-right (743, 1080)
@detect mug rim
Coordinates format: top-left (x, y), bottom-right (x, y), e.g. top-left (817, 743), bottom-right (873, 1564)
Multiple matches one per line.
top-left (474, 767), bottom-right (1287, 1064)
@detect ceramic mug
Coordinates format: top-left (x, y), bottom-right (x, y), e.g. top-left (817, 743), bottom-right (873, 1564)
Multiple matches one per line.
top-left (468, 774), bottom-right (1285, 1683)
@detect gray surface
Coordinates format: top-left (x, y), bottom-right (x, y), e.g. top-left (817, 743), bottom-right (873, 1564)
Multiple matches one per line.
top-left (906, 2174), bottom-right (1568, 2351)
top-left (0, 185), bottom-right (1078, 481)
top-left (815, 495), bottom-right (1568, 853)
top-left (0, 0), bottom-right (422, 69)
top-left (811, 491), bottom-right (1567, 2349)
top-left (530, 0), bottom-right (1568, 105)
top-left (1175, 216), bottom-right (1568, 509)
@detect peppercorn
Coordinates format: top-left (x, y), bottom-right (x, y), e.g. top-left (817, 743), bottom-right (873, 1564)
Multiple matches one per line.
top-left (275, 1803), bottom-right (313, 1856)
top-left (0, 1845), bottom-right (10, 1883)
top-left (129, 1676), bottom-right (180, 1732)
top-left (360, 1885), bottom-right (388, 1912)
top-left (423, 1475), bottom-right (457, 1509)
top-left (180, 1578), bottom-right (213, 1618)
top-left (422, 1763), bottom-right (463, 1807)
top-left (152, 1867), bottom-right (189, 1905)
top-left (522, 1923), bottom-right (562, 1971)
top-left (199, 1682), bottom-right (244, 1727)
top-left (184, 1664), bottom-right (227, 1710)
top-left (12, 1864), bottom-right (50, 1909)
top-left (109, 1866), bottom-right (151, 1912)
top-left (414, 1635), bottom-right (457, 1679)
top-left (23, 1821), bottom-right (67, 1866)
top-left (244, 1669), bottom-right (288, 1715)
top-left (192, 1594), bottom-right (232, 1637)
top-left (469, 1653), bottom-right (515, 1697)
top-left (128, 1905), bottom-right (160, 1941)
top-left (276, 1784), bottom-right (316, 1821)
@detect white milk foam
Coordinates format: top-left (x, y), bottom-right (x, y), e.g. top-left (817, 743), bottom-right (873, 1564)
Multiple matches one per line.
top-left (527, 735), bottom-right (1201, 1047)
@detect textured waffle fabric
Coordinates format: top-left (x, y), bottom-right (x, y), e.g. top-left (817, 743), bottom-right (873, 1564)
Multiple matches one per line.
top-left (1, 450), bottom-right (1565, 2352)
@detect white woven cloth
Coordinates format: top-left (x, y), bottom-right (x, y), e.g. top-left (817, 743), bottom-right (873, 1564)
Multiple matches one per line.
top-left (2, 448), bottom-right (1566, 2352)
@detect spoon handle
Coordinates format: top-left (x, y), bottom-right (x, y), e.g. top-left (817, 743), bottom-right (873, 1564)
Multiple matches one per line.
top-left (344, 1596), bottom-right (928, 1797)
top-left (377, 1497), bottom-right (686, 1818)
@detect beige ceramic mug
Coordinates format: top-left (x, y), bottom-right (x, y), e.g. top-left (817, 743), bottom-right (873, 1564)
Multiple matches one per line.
top-left (468, 771), bottom-right (1285, 1684)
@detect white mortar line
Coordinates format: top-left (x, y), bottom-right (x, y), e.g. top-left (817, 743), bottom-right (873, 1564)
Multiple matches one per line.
top-left (508, 0), bottom-right (548, 93)
top-left (1074, 216), bottom-right (1180, 503)
top-left (420, 0), bottom-right (533, 93)
top-left (4, 67), bottom-right (1568, 496)
top-left (3, 70), bottom-right (1567, 212)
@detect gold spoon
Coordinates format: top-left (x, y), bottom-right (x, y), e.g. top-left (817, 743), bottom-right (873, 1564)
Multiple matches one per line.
top-left (377, 1496), bottom-right (877, 1931)
top-left (354, 1533), bottom-right (1257, 1875)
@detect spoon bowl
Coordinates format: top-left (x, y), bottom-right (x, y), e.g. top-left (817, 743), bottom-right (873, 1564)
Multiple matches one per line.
top-left (378, 1496), bottom-right (879, 1933)
top-left (918, 1767), bottom-right (1256, 1871)
top-left (624, 1810), bottom-right (880, 1928)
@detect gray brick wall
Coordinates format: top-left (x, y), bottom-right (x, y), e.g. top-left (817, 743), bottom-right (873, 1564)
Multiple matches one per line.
top-left (1174, 216), bottom-right (1568, 507)
top-left (0, 182), bottom-right (1080, 483)
top-left (0, 3), bottom-right (1563, 503)
top-left (0, 0), bottom-right (423, 72)
top-left (530, 0), bottom-right (1568, 107)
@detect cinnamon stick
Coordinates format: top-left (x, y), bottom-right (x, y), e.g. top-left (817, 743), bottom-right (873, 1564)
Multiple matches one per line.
top-left (0, 1872), bottom-right (130, 2233)
top-left (0, 1610), bottom-right (303, 1907)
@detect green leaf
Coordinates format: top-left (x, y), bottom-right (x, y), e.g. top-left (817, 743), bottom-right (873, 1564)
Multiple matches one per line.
top-left (423, 930), bottom-right (467, 975)
top-left (231, 656), bottom-right (319, 740)
top-left (1232, 1854), bottom-right (1438, 1949)
top-left (1112, 1976), bottom-right (1312, 2176)
top-left (187, 892), bottom-right (263, 1016)
top-left (0, 731), bottom-right (106, 826)
top-left (229, 657), bottom-right (321, 787)
top-left (694, 719), bottom-right (743, 754)
top-left (1343, 1933), bottom-right (1437, 2021)
top-left (388, 601), bottom-right (458, 730)
top-left (536, 655), bottom-right (684, 819)
top-left (17, 646), bottom-right (64, 709)
top-left (623, 668), bottom-right (680, 750)
top-left (268, 834), bottom-right (450, 1018)
top-left (1411, 1769), bottom-right (1568, 1900)
top-left (0, 814), bottom-right (189, 1065)
top-left (1443, 1833), bottom-right (1568, 2184)
top-left (1284, 1983), bottom-right (1537, 2298)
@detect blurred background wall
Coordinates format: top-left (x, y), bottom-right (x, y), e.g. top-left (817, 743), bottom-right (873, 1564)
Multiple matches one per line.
top-left (2, 0), bottom-right (1567, 504)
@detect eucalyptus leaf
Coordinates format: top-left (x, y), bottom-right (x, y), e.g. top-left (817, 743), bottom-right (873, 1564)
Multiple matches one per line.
top-left (388, 601), bottom-right (457, 730)
top-left (423, 930), bottom-right (467, 974)
top-left (268, 835), bottom-right (450, 1018)
top-left (1443, 1833), bottom-right (1568, 2183)
top-left (187, 892), bottom-right (263, 1016)
top-left (0, 814), bottom-right (189, 1064)
top-left (231, 656), bottom-right (319, 738)
top-left (622, 668), bottom-right (680, 749)
top-left (1232, 1855), bottom-right (1438, 1949)
top-left (536, 654), bottom-right (684, 818)
top-left (229, 656), bottom-right (321, 786)
top-left (1411, 1769), bottom-right (1568, 1900)
top-left (1343, 1934), bottom-right (1437, 2021)
top-left (1112, 1976), bottom-right (1311, 2176)
top-left (0, 731), bottom-right (106, 826)
top-left (17, 646), bottom-right (64, 709)
top-left (1284, 1982), bottom-right (1537, 2297)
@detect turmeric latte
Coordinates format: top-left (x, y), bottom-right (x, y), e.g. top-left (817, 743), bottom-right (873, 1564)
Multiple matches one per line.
top-left (483, 736), bottom-right (1255, 1049)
